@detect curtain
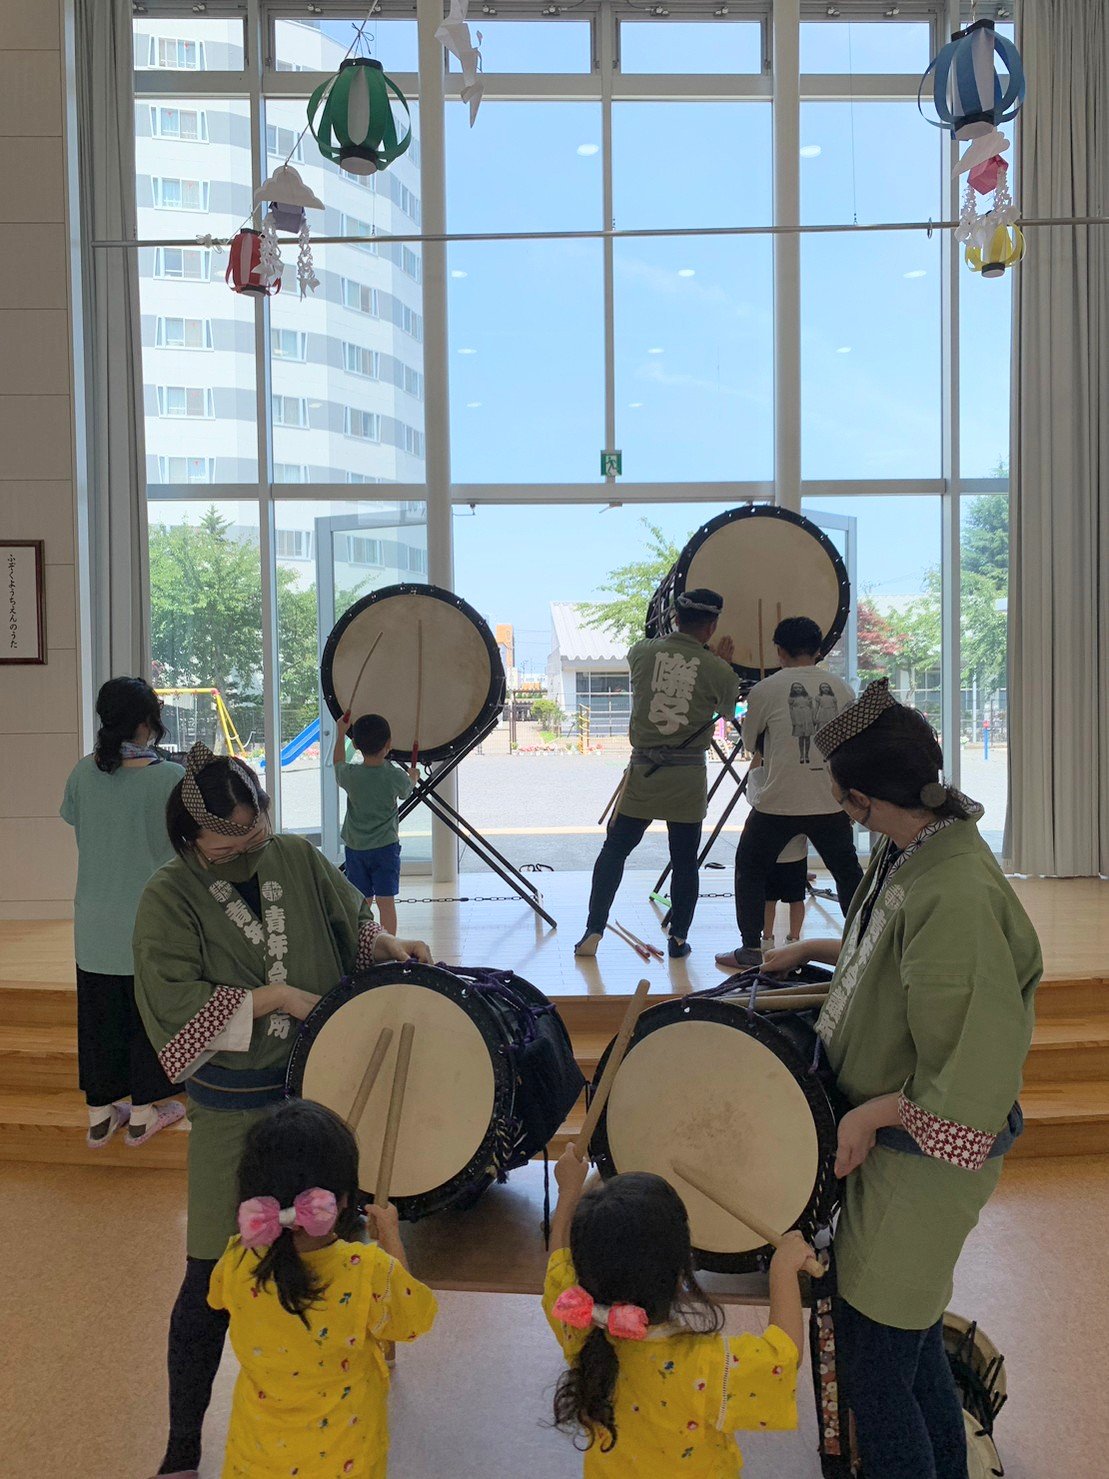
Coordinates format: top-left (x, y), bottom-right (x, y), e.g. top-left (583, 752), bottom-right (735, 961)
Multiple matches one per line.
top-left (1008, 0), bottom-right (1109, 876)
top-left (75, 0), bottom-right (149, 688)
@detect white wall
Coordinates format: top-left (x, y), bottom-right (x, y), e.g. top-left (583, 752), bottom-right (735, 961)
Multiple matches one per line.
top-left (0, 1), bottom-right (80, 918)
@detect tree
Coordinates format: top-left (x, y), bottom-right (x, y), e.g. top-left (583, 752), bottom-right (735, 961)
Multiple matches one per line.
top-left (856, 596), bottom-right (907, 686)
top-left (962, 492), bottom-right (1009, 588)
top-left (577, 519), bottom-right (681, 649)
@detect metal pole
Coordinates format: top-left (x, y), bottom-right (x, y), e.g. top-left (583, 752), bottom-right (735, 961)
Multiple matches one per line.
top-left (772, 0), bottom-right (802, 514)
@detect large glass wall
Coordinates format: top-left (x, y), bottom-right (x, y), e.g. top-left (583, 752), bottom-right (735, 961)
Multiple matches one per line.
top-left (130, 2), bottom-right (1013, 867)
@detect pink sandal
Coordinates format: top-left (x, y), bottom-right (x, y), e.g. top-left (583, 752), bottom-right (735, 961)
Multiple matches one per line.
top-left (125, 1100), bottom-right (186, 1147)
top-left (86, 1103), bottom-right (130, 1149)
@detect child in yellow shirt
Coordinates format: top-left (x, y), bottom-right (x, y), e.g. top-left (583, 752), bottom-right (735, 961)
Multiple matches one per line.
top-left (207, 1100), bottom-right (437, 1479)
top-left (544, 1147), bottom-right (810, 1476)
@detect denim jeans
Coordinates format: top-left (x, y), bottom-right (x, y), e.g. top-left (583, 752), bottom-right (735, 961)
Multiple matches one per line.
top-left (586, 813), bottom-right (703, 940)
top-left (836, 1298), bottom-right (968, 1479)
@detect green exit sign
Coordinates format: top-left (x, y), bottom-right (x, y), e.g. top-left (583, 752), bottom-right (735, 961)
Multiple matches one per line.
top-left (601, 450), bottom-right (623, 477)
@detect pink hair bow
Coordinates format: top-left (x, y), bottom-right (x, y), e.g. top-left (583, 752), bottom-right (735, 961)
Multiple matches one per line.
top-left (238, 1188), bottom-right (338, 1249)
top-left (552, 1285), bottom-right (649, 1341)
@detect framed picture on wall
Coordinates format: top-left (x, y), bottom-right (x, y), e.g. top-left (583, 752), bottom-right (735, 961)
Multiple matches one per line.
top-left (1, 540), bottom-right (47, 665)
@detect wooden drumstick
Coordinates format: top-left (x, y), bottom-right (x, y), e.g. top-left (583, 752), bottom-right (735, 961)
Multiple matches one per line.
top-left (757, 598), bottom-right (765, 678)
top-left (346, 1026), bottom-right (394, 1131)
top-left (672, 1159), bottom-right (824, 1279)
top-left (411, 620), bottom-right (424, 768)
top-left (347, 630), bottom-right (384, 720)
top-left (375, 1022), bottom-right (415, 1207)
top-left (575, 977), bottom-right (651, 1157)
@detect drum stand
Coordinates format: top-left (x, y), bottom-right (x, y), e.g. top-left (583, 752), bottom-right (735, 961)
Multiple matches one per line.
top-left (398, 715), bottom-right (558, 929)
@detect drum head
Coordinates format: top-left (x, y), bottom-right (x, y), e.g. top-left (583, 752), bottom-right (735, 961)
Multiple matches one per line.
top-left (286, 966), bottom-right (512, 1216)
top-left (320, 583), bottom-right (505, 762)
top-left (591, 1000), bottom-right (838, 1272)
top-left (674, 506), bottom-right (850, 680)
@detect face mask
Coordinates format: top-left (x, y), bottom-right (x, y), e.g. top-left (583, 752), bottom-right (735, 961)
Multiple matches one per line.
top-left (194, 836), bottom-right (271, 883)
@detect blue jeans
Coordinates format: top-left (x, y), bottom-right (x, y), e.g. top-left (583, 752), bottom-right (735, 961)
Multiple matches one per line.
top-left (836, 1298), bottom-right (967, 1479)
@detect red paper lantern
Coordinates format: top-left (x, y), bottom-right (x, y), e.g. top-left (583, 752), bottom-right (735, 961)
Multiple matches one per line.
top-left (225, 228), bottom-right (281, 296)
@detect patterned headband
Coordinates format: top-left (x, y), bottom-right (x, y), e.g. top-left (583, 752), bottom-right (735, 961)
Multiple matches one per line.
top-left (814, 677), bottom-right (897, 758)
top-left (181, 741), bottom-right (261, 837)
top-left (675, 592), bottom-right (723, 615)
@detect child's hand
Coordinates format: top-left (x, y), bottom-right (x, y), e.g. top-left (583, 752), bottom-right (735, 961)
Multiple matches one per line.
top-left (770, 1229), bottom-right (817, 1278)
top-left (367, 1202), bottom-right (400, 1242)
top-left (408, 764), bottom-right (419, 783)
top-left (555, 1145), bottom-right (590, 1197)
top-left (339, 712), bottom-right (351, 731)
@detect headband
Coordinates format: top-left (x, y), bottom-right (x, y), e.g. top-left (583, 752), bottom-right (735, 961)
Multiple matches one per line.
top-left (238, 1189), bottom-right (338, 1250)
top-left (674, 591), bottom-right (723, 616)
top-left (813, 677), bottom-right (897, 758)
top-left (551, 1284), bottom-right (649, 1341)
top-left (181, 741), bottom-right (261, 837)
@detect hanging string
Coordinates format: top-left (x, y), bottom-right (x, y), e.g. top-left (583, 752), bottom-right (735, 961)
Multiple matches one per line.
top-left (847, 22), bottom-right (858, 226)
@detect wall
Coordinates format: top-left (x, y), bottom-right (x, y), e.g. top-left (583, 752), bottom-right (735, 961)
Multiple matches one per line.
top-left (0, 0), bottom-right (81, 918)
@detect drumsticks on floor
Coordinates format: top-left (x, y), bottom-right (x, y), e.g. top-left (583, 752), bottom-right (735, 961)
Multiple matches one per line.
top-left (607, 922), bottom-right (651, 962)
top-left (574, 977), bottom-right (651, 1158)
top-left (411, 621), bottom-right (424, 769)
top-left (375, 1021), bottom-right (415, 1208)
top-left (671, 1159), bottom-right (825, 1279)
top-left (613, 920), bottom-right (664, 961)
top-left (346, 1026), bottom-right (395, 1130)
top-left (347, 631), bottom-right (384, 721)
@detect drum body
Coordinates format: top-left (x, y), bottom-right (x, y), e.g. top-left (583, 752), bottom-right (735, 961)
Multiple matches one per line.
top-left (320, 583), bottom-right (506, 763)
top-left (286, 963), bottom-right (584, 1220)
top-left (590, 996), bottom-right (839, 1273)
top-left (646, 505), bottom-right (851, 683)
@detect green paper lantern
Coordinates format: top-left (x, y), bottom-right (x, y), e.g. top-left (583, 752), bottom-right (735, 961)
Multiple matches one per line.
top-left (307, 57), bottom-right (411, 176)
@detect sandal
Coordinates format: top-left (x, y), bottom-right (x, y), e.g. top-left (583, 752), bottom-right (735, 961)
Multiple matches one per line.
top-left (125, 1100), bottom-right (186, 1147)
top-left (86, 1103), bottom-right (130, 1150)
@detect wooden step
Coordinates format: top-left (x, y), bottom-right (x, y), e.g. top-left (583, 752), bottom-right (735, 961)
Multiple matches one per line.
top-left (1023, 1017), bottom-right (1109, 1084)
top-left (1032, 976), bottom-right (1109, 1019)
top-left (0, 1089), bottom-right (189, 1169)
top-left (0, 1025), bottom-right (77, 1090)
top-left (0, 983), bottom-right (77, 1028)
top-left (1010, 1081), bottom-right (1109, 1158)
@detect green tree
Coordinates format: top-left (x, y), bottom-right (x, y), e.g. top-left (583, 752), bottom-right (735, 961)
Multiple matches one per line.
top-left (577, 518), bottom-right (681, 650)
top-left (962, 492), bottom-right (1009, 588)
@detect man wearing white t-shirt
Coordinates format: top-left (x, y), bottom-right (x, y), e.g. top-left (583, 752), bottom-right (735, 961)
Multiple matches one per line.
top-left (715, 616), bottom-right (863, 970)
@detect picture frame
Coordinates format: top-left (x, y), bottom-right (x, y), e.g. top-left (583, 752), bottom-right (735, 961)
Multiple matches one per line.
top-left (1, 539), bottom-right (47, 665)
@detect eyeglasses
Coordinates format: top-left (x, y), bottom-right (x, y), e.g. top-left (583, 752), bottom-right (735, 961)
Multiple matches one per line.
top-left (196, 818), bottom-right (273, 864)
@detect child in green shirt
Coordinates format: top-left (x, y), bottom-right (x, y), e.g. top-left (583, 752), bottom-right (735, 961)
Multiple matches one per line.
top-left (333, 712), bottom-right (417, 934)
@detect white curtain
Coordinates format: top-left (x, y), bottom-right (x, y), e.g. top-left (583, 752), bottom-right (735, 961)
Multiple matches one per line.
top-left (1008, 0), bottom-right (1109, 876)
top-left (76, 0), bottom-right (150, 687)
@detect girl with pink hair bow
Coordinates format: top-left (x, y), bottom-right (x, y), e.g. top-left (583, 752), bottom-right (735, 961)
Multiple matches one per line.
top-left (545, 1147), bottom-right (812, 1475)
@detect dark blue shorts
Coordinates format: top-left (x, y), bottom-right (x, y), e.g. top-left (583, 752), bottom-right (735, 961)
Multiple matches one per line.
top-left (344, 842), bottom-right (402, 898)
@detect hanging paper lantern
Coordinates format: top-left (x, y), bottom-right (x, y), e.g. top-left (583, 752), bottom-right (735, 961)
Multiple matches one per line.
top-left (225, 229), bottom-right (281, 296)
top-left (919, 19), bottom-right (1025, 143)
top-left (307, 57), bottom-right (411, 176)
top-left (965, 223), bottom-right (1025, 279)
top-left (956, 154), bottom-right (1025, 279)
top-left (253, 165), bottom-right (323, 299)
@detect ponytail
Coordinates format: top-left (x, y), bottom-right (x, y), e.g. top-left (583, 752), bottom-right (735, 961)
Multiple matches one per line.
top-left (249, 1229), bottom-right (326, 1327)
top-left (553, 1326), bottom-right (621, 1453)
top-left (93, 676), bottom-right (166, 774)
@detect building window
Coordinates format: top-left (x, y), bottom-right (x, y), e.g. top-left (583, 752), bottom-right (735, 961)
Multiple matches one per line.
top-left (266, 123), bottom-right (304, 162)
top-left (343, 343), bottom-right (380, 379)
top-left (150, 106), bottom-right (208, 141)
top-left (346, 472), bottom-right (382, 484)
top-left (340, 213), bottom-right (375, 252)
top-left (402, 365), bottom-right (423, 400)
top-left (155, 317), bottom-right (213, 350)
top-left (342, 535), bottom-right (384, 566)
top-left (401, 545), bottom-right (428, 574)
top-left (399, 304), bottom-right (423, 341)
top-left (157, 385), bottom-right (214, 418)
top-left (146, 36), bottom-right (205, 70)
top-left (276, 529), bottom-right (313, 560)
top-left (273, 395), bottom-right (309, 428)
top-left (341, 278), bottom-right (379, 316)
top-left (344, 407), bottom-right (381, 441)
top-left (272, 328), bottom-right (308, 361)
top-left (273, 464), bottom-right (308, 484)
top-left (401, 425), bottom-right (424, 457)
top-left (156, 456), bottom-right (214, 483)
top-left (151, 177), bottom-right (210, 212)
top-left (153, 247), bottom-right (211, 280)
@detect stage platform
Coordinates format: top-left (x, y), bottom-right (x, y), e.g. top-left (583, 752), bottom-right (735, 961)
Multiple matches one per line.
top-left (1, 870), bottom-right (1106, 1167)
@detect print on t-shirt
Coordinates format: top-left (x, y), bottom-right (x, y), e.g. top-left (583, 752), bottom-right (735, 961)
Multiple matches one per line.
top-left (648, 649), bottom-right (702, 736)
top-left (787, 679), bottom-right (840, 764)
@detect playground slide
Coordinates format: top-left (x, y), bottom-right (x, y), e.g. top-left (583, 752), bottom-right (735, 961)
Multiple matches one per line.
top-left (260, 716), bottom-right (320, 770)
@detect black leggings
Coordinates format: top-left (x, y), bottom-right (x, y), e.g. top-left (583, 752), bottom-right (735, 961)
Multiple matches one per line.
top-left (734, 809), bottom-right (863, 949)
top-left (76, 966), bottom-right (175, 1108)
top-left (587, 813), bottom-right (702, 940)
top-left (158, 1257), bottom-right (228, 1475)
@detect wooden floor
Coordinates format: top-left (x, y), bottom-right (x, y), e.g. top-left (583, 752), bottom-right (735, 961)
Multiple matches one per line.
top-left (1, 869), bottom-right (1107, 1167)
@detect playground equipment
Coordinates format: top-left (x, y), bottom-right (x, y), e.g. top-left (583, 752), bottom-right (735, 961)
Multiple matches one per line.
top-left (157, 687), bottom-right (248, 759)
top-left (260, 716), bottom-right (321, 771)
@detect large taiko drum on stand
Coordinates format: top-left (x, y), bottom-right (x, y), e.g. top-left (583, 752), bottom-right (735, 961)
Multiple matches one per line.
top-left (286, 963), bottom-right (585, 1219)
top-left (589, 985), bottom-right (840, 1273)
top-left (320, 583), bottom-right (506, 763)
top-left (646, 505), bottom-right (851, 681)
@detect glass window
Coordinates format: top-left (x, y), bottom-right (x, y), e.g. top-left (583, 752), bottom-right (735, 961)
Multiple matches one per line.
top-left (619, 20), bottom-right (762, 75)
top-left (156, 456), bottom-right (214, 484)
top-left (276, 528), bottom-right (313, 560)
top-left (153, 247), bottom-right (212, 281)
top-left (343, 343), bottom-right (380, 379)
top-left (455, 20), bottom-right (593, 74)
top-left (273, 464), bottom-right (309, 484)
top-left (799, 22), bottom-right (932, 73)
top-left (344, 408), bottom-right (381, 442)
top-left (272, 329), bottom-right (308, 362)
top-left (274, 395), bottom-right (309, 429)
top-left (273, 17), bottom-right (420, 74)
top-left (150, 106), bottom-right (208, 142)
top-left (151, 177), bottom-right (210, 212)
top-left (155, 317), bottom-right (213, 350)
top-left (960, 494), bottom-right (1009, 850)
top-left (157, 385), bottom-right (214, 419)
top-left (267, 123), bottom-right (304, 163)
top-left (959, 122), bottom-right (1015, 479)
top-left (135, 18), bottom-right (245, 72)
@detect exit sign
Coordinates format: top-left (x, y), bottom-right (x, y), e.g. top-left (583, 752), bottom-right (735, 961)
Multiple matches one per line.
top-left (601, 450), bottom-right (623, 477)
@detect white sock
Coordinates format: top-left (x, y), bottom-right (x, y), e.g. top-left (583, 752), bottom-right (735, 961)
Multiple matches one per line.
top-left (87, 1103), bottom-right (114, 1129)
top-left (129, 1103), bottom-right (158, 1131)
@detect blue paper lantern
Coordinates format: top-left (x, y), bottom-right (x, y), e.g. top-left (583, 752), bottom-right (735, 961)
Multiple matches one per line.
top-left (919, 18), bottom-right (1025, 141)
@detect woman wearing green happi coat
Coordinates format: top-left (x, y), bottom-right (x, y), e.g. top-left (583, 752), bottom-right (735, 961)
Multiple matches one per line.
top-left (765, 680), bottom-right (1041, 1479)
top-left (133, 744), bottom-right (431, 1479)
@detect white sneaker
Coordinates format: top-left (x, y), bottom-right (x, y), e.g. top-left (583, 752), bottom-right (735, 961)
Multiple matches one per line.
top-left (574, 931), bottom-right (603, 958)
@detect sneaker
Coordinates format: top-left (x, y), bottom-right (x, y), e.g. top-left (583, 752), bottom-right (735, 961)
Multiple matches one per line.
top-left (573, 931), bottom-right (603, 958)
top-left (667, 937), bottom-right (692, 960)
top-left (125, 1099), bottom-right (186, 1147)
top-left (761, 934), bottom-right (776, 954)
top-left (714, 946), bottom-right (764, 971)
top-left (86, 1103), bottom-right (130, 1150)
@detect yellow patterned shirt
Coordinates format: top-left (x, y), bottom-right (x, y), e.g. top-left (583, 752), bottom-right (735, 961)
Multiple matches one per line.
top-left (543, 1251), bottom-right (798, 1475)
top-left (208, 1235), bottom-right (437, 1479)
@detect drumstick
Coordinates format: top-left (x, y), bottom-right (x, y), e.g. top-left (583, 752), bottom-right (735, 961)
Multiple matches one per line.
top-left (671, 1159), bottom-right (824, 1279)
top-left (346, 1026), bottom-right (394, 1130)
top-left (575, 977), bottom-right (651, 1157)
top-left (598, 768), bottom-right (629, 827)
top-left (375, 1022), bottom-right (415, 1207)
top-left (347, 631), bottom-right (384, 720)
top-left (411, 621), bottom-right (424, 768)
top-left (614, 919), bottom-right (664, 961)
top-left (757, 598), bottom-right (765, 678)
top-left (608, 921), bottom-right (651, 962)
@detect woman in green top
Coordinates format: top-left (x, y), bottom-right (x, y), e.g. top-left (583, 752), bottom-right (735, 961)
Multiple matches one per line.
top-left (133, 743), bottom-right (431, 1479)
top-left (766, 680), bottom-right (1041, 1479)
top-left (59, 676), bottom-right (185, 1148)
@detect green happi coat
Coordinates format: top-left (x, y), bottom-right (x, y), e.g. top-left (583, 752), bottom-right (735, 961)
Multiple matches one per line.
top-left (134, 834), bottom-right (376, 1259)
top-left (816, 818), bottom-right (1041, 1329)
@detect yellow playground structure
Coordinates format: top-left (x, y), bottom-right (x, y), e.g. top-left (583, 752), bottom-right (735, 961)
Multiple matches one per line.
top-left (157, 687), bottom-right (248, 759)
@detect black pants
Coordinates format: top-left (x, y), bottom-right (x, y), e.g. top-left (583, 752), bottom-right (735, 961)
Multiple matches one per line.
top-left (159, 1257), bottom-right (228, 1475)
top-left (76, 966), bottom-right (175, 1107)
top-left (587, 813), bottom-right (702, 940)
top-left (837, 1299), bottom-right (968, 1479)
top-left (734, 810), bottom-right (863, 949)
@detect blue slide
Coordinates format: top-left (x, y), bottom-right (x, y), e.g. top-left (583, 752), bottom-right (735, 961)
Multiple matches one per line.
top-left (260, 716), bottom-right (320, 770)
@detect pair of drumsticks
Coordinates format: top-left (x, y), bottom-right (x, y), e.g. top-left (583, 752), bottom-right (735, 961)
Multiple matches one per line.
top-left (608, 920), bottom-right (663, 963)
top-left (345, 621), bottom-right (425, 769)
top-left (347, 1021), bottom-right (416, 1210)
top-left (578, 979), bottom-right (824, 1280)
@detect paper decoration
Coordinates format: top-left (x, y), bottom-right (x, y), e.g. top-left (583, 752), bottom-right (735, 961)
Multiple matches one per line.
top-left (920, 18), bottom-right (1025, 175)
top-left (956, 154), bottom-right (1025, 278)
top-left (253, 165), bottom-right (323, 298)
top-left (307, 56), bottom-right (411, 175)
top-left (225, 228), bottom-right (281, 296)
top-left (2, 540), bottom-right (46, 665)
top-left (436, 0), bottom-right (484, 127)
top-left (963, 220), bottom-right (1025, 279)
